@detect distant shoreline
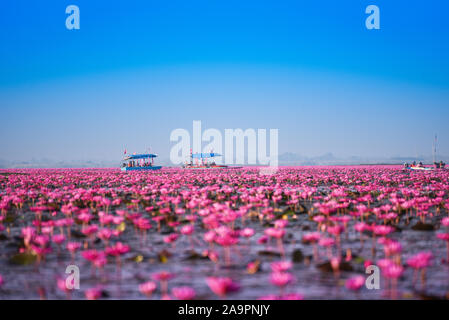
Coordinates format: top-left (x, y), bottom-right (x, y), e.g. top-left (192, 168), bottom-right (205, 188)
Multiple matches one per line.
top-left (0, 164), bottom-right (410, 170)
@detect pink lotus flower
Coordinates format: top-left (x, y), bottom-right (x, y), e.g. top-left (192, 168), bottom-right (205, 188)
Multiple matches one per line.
top-left (373, 225), bottom-right (394, 237)
top-left (81, 225), bottom-right (98, 236)
top-left (152, 271), bottom-right (175, 282)
top-left (354, 222), bottom-right (370, 233)
top-left (240, 228), bottom-right (255, 238)
top-left (21, 226), bottom-right (36, 245)
top-left (139, 281), bottom-right (157, 297)
top-left (180, 225), bottom-right (194, 235)
top-left (302, 232), bottom-right (321, 243)
top-left (203, 230), bottom-right (216, 243)
top-left (442, 217), bottom-right (449, 228)
top-left (257, 235), bottom-right (269, 244)
top-left (274, 219), bottom-right (288, 229)
top-left (270, 272), bottom-right (294, 287)
top-left (66, 242), bottom-right (81, 253)
top-left (105, 242), bottom-right (130, 256)
top-left (163, 233), bottom-right (179, 244)
top-left (82, 249), bottom-right (102, 262)
top-left (377, 258), bottom-right (394, 270)
top-left (384, 264), bottom-right (404, 279)
top-left (171, 286), bottom-right (196, 300)
top-left (270, 261), bottom-right (293, 272)
top-left (52, 234), bottom-right (66, 245)
top-left (437, 233), bottom-right (449, 241)
top-left (34, 235), bottom-right (49, 247)
top-left (98, 228), bottom-right (113, 241)
top-left (328, 225), bottom-right (345, 236)
top-left (318, 237), bottom-right (335, 247)
top-left (85, 287), bottom-right (102, 300)
top-left (264, 228), bottom-right (285, 239)
top-left (206, 277), bottom-right (239, 297)
top-left (407, 251), bottom-right (432, 269)
top-left (384, 240), bottom-right (402, 256)
top-left (57, 278), bottom-right (71, 294)
top-left (313, 215), bottom-right (326, 224)
top-left (215, 235), bottom-right (238, 247)
top-left (77, 212), bottom-right (93, 224)
top-left (345, 275), bottom-right (365, 291)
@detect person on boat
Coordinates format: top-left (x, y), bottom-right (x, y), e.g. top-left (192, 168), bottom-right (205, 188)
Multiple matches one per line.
top-left (418, 161), bottom-right (423, 167)
top-left (412, 161), bottom-right (416, 167)
top-left (404, 162), bottom-right (409, 169)
top-left (440, 160), bottom-right (446, 169)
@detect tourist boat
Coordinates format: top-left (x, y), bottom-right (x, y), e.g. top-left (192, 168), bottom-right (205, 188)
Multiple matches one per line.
top-left (405, 166), bottom-right (434, 171)
top-left (404, 136), bottom-right (446, 171)
top-left (182, 152), bottom-right (241, 169)
top-left (121, 153), bottom-right (162, 172)
top-left (406, 165), bottom-right (446, 171)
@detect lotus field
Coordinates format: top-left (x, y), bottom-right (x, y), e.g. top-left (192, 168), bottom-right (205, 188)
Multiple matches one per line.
top-left (0, 166), bottom-right (449, 300)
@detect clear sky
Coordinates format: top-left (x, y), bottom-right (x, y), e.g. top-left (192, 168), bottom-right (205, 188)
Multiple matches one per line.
top-left (0, 0), bottom-right (448, 164)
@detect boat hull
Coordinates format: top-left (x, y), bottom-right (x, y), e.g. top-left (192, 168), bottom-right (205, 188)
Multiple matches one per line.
top-left (405, 167), bottom-right (434, 171)
top-left (121, 166), bottom-right (162, 172)
top-left (182, 166), bottom-right (242, 170)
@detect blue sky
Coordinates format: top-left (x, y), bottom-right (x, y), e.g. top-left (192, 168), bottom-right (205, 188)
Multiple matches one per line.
top-left (0, 1), bottom-right (448, 164)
